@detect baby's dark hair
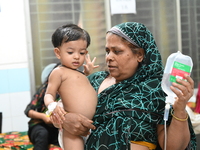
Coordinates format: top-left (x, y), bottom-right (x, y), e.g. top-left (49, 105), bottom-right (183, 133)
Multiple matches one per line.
top-left (51, 24), bottom-right (91, 48)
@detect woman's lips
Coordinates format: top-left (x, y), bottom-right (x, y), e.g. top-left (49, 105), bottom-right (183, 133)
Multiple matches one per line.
top-left (108, 65), bottom-right (117, 70)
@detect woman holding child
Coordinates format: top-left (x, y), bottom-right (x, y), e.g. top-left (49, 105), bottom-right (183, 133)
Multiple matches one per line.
top-left (52, 22), bottom-right (196, 150)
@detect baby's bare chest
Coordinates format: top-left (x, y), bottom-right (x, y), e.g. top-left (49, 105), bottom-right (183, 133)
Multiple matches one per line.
top-left (59, 71), bottom-right (91, 91)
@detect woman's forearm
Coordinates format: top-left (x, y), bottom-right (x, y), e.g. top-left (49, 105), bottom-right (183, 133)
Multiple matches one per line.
top-left (158, 110), bottom-right (190, 150)
top-left (28, 110), bottom-right (46, 120)
top-left (166, 110), bottom-right (190, 149)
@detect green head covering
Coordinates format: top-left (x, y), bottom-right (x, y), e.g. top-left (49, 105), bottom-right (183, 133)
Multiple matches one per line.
top-left (108, 22), bottom-right (164, 83)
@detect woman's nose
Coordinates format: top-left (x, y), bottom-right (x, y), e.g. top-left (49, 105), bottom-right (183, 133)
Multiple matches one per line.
top-left (106, 52), bottom-right (114, 61)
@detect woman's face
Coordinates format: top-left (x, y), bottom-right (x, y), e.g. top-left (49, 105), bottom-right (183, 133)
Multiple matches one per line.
top-left (105, 33), bottom-right (144, 82)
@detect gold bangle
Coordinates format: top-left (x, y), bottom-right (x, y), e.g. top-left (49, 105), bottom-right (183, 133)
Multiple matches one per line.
top-left (171, 109), bottom-right (188, 121)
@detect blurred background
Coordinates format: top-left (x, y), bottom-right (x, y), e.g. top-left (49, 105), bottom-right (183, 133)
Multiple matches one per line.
top-left (0, 0), bottom-right (199, 133)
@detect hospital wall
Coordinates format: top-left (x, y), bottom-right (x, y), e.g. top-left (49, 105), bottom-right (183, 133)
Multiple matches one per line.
top-left (0, 0), bottom-right (32, 133)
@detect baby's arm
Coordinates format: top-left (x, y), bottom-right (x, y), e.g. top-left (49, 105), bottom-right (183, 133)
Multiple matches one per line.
top-left (44, 68), bottom-right (62, 115)
top-left (83, 54), bottom-right (99, 76)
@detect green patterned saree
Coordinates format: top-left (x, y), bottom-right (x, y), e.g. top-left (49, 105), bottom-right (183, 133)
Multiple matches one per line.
top-left (85, 22), bottom-right (196, 150)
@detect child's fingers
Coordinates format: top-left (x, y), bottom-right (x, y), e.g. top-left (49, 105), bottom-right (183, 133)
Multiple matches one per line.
top-left (57, 106), bottom-right (67, 121)
top-left (50, 114), bottom-right (60, 128)
top-left (85, 54), bottom-right (91, 63)
top-left (94, 65), bottom-right (99, 69)
top-left (91, 57), bottom-right (96, 63)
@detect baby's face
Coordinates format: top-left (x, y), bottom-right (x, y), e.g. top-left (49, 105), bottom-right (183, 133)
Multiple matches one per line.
top-left (56, 39), bottom-right (88, 69)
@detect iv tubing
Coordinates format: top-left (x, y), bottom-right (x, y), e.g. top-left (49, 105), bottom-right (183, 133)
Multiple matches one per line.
top-left (164, 119), bottom-right (167, 150)
top-left (164, 103), bottom-right (170, 150)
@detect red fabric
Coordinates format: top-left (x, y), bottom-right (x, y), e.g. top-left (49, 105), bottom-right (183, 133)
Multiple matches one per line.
top-left (0, 131), bottom-right (62, 150)
top-left (194, 83), bottom-right (200, 113)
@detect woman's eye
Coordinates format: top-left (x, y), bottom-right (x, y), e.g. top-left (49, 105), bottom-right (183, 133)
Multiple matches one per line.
top-left (114, 50), bottom-right (121, 54)
top-left (105, 50), bottom-right (109, 54)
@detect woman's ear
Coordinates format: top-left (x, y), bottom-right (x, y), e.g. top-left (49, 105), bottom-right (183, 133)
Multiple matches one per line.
top-left (137, 48), bottom-right (145, 62)
top-left (54, 48), bottom-right (61, 59)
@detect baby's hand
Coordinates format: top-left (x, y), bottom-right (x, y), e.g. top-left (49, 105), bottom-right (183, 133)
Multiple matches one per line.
top-left (83, 54), bottom-right (99, 76)
top-left (50, 104), bottom-right (67, 129)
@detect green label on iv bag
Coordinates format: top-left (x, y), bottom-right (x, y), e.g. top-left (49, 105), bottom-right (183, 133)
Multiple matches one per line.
top-left (170, 61), bottom-right (191, 83)
top-left (173, 61), bottom-right (191, 72)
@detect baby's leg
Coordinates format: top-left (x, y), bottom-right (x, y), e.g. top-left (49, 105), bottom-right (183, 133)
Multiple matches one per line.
top-left (62, 128), bottom-right (84, 150)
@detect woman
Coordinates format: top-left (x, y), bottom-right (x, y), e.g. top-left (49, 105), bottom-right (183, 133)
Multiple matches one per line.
top-left (52, 22), bottom-right (196, 150)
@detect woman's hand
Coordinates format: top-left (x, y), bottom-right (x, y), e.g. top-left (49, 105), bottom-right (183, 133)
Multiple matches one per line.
top-left (50, 101), bottom-right (96, 136)
top-left (83, 54), bottom-right (99, 76)
top-left (171, 74), bottom-right (194, 112)
top-left (62, 112), bottom-right (96, 137)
